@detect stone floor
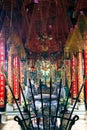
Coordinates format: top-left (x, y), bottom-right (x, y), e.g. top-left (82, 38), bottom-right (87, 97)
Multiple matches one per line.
top-left (0, 120), bottom-right (21, 130)
top-left (0, 115), bottom-right (87, 130)
top-left (72, 119), bottom-right (87, 130)
top-left (0, 103), bottom-right (87, 130)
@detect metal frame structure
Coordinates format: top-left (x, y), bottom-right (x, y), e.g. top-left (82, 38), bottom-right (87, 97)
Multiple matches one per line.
top-left (5, 76), bottom-right (84, 130)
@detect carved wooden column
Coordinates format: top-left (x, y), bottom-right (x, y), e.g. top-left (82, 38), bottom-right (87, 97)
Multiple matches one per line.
top-left (7, 45), bottom-right (13, 105)
top-left (64, 47), bottom-right (71, 88)
top-left (13, 56), bottom-right (20, 100)
top-left (77, 50), bottom-right (84, 102)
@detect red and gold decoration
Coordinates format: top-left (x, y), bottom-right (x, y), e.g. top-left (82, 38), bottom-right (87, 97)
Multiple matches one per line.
top-left (64, 60), bottom-right (71, 88)
top-left (84, 50), bottom-right (87, 104)
top-left (77, 50), bottom-right (84, 102)
top-left (13, 56), bottom-right (20, 100)
top-left (7, 45), bottom-right (14, 105)
top-left (84, 31), bottom-right (87, 104)
top-left (0, 32), bottom-right (5, 107)
top-left (20, 61), bottom-right (25, 89)
top-left (71, 55), bottom-right (78, 99)
top-left (65, 21), bottom-right (84, 100)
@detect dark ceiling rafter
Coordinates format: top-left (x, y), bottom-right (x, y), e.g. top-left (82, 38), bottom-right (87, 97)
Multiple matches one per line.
top-left (75, 0), bottom-right (87, 17)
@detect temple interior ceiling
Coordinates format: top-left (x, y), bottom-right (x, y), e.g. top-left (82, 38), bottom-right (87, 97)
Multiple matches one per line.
top-left (0, 0), bottom-right (87, 59)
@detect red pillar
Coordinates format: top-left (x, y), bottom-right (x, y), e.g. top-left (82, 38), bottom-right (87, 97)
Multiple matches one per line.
top-left (0, 32), bottom-right (6, 111)
top-left (71, 55), bottom-right (78, 99)
top-left (84, 50), bottom-right (87, 104)
top-left (77, 50), bottom-right (84, 102)
top-left (8, 45), bottom-right (14, 105)
top-left (84, 31), bottom-right (87, 105)
top-left (13, 56), bottom-right (20, 100)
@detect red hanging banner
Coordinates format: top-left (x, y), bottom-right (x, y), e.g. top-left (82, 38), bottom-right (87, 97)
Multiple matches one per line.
top-left (13, 56), bottom-right (20, 100)
top-left (0, 74), bottom-right (5, 107)
top-left (0, 33), bottom-right (5, 108)
top-left (85, 79), bottom-right (87, 104)
top-left (84, 51), bottom-right (87, 76)
top-left (71, 56), bottom-right (78, 98)
top-left (84, 50), bottom-right (87, 103)
top-left (84, 31), bottom-right (87, 104)
top-left (64, 59), bottom-right (71, 88)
